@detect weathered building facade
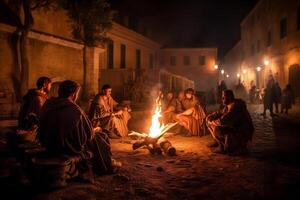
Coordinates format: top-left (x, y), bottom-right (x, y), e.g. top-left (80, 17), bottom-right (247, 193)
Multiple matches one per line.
top-left (224, 0), bottom-right (300, 98)
top-left (158, 48), bottom-right (218, 92)
top-left (0, 8), bottom-right (198, 118)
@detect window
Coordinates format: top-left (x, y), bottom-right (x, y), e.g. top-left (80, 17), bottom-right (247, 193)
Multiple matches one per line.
top-left (170, 56), bottom-right (176, 66)
top-left (120, 44), bottom-right (126, 69)
top-left (149, 54), bottom-right (154, 68)
top-left (136, 49), bottom-right (141, 69)
top-left (280, 17), bottom-right (287, 39)
top-left (107, 40), bottom-right (114, 69)
top-left (199, 56), bottom-right (206, 65)
top-left (267, 30), bottom-right (272, 47)
top-left (297, 7), bottom-right (300, 30)
top-left (257, 40), bottom-right (260, 53)
top-left (183, 56), bottom-right (190, 66)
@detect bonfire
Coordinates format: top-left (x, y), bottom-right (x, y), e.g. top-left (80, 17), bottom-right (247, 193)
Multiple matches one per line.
top-left (129, 99), bottom-right (178, 156)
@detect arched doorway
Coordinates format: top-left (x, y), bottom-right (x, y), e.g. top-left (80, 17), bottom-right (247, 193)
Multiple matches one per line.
top-left (289, 64), bottom-right (300, 97)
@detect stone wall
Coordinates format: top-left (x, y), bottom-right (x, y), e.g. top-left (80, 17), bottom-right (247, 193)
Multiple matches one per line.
top-left (0, 23), bottom-right (94, 118)
top-left (225, 0), bottom-right (300, 96)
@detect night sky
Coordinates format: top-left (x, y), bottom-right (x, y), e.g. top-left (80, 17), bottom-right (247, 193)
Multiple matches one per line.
top-left (110, 0), bottom-right (258, 58)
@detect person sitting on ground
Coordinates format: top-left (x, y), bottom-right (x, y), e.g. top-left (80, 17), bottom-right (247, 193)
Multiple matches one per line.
top-left (176, 88), bottom-right (206, 136)
top-left (206, 90), bottom-right (254, 154)
top-left (88, 84), bottom-right (131, 138)
top-left (18, 76), bottom-right (52, 130)
top-left (281, 84), bottom-right (295, 114)
top-left (162, 91), bottom-right (177, 124)
top-left (39, 80), bottom-right (120, 177)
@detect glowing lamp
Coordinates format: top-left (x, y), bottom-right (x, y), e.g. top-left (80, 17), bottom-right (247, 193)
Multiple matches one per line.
top-left (257, 67), bottom-right (261, 72)
top-left (264, 60), bottom-right (270, 66)
top-left (214, 65), bottom-right (219, 69)
top-left (221, 69), bottom-right (225, 74)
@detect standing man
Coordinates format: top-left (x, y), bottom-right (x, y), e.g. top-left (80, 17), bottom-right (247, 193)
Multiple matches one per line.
top-left (206, 90), bottom-right (254, 154)
top-left (274, 82), bottom-right (282, 113)
top-left (262, 78), bottom-right (276, 117)
top-left (88, 84), bottom-right (131, 138)
top-left (18, 76), bottom-right (52, 130)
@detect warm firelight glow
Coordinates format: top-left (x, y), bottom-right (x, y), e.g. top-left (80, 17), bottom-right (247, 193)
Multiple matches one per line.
top-left (264, 59), bottom-right (270, 66)
top-left (242, 69), bottom-right (247, 74)
top-left (237, 73), bottom-right (240, 78)
top-left (214, 64), bottom-right (219, 69)
top-left (149, 105), bottom-right (166, 138)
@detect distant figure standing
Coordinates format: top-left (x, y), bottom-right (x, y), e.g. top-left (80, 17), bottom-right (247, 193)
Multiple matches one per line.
top-left (235, 79), bottom-right (247, 101)
top-left (249, 85), bottom-right (256, 104)
top-left (281, 84), bottom-right (295, 114)
top-left (18, 77), bottom-right (52, 130)
top-left (262, 78), bottom-right (276, 117)
top-left (274, 82), bottom-right (282, 113)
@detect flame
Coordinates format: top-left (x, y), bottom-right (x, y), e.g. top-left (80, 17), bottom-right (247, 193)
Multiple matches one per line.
top-left (149, 105), bottom-right (165, 138)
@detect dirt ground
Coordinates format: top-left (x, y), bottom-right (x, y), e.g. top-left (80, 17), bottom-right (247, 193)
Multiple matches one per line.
top-left (1, 105), bottom-right (300, 200)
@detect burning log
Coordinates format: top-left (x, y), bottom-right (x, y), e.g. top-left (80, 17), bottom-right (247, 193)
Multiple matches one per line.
top-left (158, 138), bottom-right (176, 156)
top-left (132, 137), bottom-right (158, 150)
top-left (130, 96), bottom-right (178, 155)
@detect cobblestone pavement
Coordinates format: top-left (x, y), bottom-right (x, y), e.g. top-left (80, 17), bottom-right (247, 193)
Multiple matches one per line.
top-left (0, 104), bottom-right (300, 200)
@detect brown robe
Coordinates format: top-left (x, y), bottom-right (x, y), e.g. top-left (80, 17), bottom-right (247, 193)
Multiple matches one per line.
top-left (177, 96), bottom-right (207, 136)
top-left (206, 99), bottom-right (254, 152)
top-left (162, 98), bottom-right (177, 124)
top-left (88, 94), bottom-right (131, 137)
top-left (18, 89), bottom-right (48, 129)
top-left (39, 97), bottom-right (113, 175)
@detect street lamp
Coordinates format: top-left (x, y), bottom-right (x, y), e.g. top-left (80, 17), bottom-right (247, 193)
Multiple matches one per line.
top-left (264, 59), bottom-right (270, 66)
top-left (226, 74), bottom-right (230, 78)
top-left (237, 73), bottom-right (240, 78)
top-left (221, 69), bottom-right (225, 75)
top-left (256, 66), bottom-right (261, 72)
top-left (242, 69), bottom-right (247, 74)
top-left (214, 64), bottom-right (219, 69)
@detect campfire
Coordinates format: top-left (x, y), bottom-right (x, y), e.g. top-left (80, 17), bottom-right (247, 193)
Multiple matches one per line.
top-left (129, 101), bottom-right (177, 156)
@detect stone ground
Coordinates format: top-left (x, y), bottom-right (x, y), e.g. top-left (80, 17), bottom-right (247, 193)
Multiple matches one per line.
top-left (1, 104), bottom-right (300, 200)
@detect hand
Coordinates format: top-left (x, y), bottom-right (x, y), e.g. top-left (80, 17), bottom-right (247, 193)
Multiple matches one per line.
top-left (93, 127), bottom-right (102, 133)
top-left (113, 110), bottom-right (123, 116)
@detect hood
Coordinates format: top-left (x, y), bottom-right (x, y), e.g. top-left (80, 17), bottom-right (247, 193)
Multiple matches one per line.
top-left (42, 97), bottom-right (78, 113)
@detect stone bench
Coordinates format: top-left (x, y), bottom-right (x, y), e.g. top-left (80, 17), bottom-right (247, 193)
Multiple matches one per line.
top-left (16, 142), bottom-right (91, 189)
